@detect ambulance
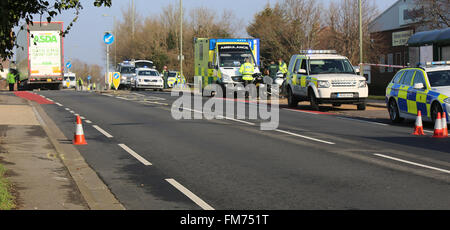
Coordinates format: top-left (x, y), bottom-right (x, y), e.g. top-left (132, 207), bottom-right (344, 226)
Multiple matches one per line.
top-left (194, 38), bottom-right (261, 96)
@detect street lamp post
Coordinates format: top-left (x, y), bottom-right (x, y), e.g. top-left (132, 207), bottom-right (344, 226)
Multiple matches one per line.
top-left (359, 0), bottom-right (364, 77)
top-left (179, 0), bottom-right (183, 77)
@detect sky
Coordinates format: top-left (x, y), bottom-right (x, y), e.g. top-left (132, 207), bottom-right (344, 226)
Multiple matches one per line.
top-left (30, 0), bottom-right (397, 69)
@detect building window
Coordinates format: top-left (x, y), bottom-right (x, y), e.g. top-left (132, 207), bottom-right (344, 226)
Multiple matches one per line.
top-left (388, 53), bottom-right (394, 72)
top-left (380, 55), bottom-right (386, 73)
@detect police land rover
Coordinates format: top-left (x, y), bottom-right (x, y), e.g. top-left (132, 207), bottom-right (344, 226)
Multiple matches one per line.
top-left (284, 50), bottom-right (368, 110)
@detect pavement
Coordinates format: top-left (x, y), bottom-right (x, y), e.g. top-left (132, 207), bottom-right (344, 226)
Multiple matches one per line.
top-left (0, 91), bottom-right (123, 210)
top-left (29, 89), bottom-right (450, 210)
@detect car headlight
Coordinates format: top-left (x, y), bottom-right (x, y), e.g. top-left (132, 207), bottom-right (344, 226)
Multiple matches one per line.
top-left (317, 80), bottom-right (331, 88)
top-left (359, 80), bottom-right (367, 88)
top-left (222, 74), bottom-right (232, 83)
top-left (444, 97), bottom-right (450, 104)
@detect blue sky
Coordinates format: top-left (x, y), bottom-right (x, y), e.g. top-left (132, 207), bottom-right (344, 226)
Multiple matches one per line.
top-left (42, 0), bottom-right (397, 68)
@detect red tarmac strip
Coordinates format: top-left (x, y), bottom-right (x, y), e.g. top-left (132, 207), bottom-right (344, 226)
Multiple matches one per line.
top-left (14, 92), bottom-right (55, 105)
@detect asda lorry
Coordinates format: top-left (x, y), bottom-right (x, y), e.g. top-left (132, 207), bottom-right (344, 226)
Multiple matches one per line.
top-left (16, 22), bottom-right (64, 90)
top-left (194, 38), bottom-right (261, 96)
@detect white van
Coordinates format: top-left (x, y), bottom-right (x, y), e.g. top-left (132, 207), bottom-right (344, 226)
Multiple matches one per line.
top-left (63, 72), bottom-right (77, 89)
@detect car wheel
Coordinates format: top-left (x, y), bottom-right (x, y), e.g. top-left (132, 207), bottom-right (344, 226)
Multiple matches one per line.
top-left (357, 103), bottom-right (366, 111)
top-left (309, 88), bottom-right (319, 111)
top-left (388, 99), bottom-right (402, 123)
top-left (287, 87), bottom-right (298, 108)
top-left (431, 102), bottom-right (444, 123)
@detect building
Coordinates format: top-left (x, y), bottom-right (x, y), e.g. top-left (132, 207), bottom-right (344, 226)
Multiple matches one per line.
top-left (368, 0), bottom-right (448, 95)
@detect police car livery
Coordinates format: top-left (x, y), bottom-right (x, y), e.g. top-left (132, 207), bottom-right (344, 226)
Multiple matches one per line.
top-left (386, 61), bottom-right (450, 124)
top-left (285, 50), bottom-right (368, 110)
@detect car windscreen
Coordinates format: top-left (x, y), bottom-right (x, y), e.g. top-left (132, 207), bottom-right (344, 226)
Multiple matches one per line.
top-left (138, 70), bottom-right (159, 76)
top-left (218, 45), bottom-right (255, 68)
top-left (69, 77), bottom-right (75, 81)
top-left (309, 59), bottom-right (355, 75)
top-left (121, 67), bottom-right (136, 74)
top-left (168, 72), bottom-right (177, 77)
top-left (427, 70), bottom-right (450, 87)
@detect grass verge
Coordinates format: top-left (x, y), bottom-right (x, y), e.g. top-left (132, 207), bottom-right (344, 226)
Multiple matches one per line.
top-left (368, 95), bottom-right (386, 101)
top-left (0, 164), bottom-right (15, 210)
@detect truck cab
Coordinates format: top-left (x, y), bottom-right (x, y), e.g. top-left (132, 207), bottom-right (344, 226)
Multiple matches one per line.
top-left (285, 50), bottom-right (368, 110)
top-left (194, 38), bottom-right (261, 96)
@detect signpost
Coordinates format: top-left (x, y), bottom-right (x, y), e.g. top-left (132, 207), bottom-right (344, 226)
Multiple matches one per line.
top-left (112, 72), bottom-right (121, 90)
top-left (103, 32), bottom-right (114, 90)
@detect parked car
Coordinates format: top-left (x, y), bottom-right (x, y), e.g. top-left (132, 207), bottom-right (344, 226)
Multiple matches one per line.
top-left (131, 68), bottom-right (163, 91)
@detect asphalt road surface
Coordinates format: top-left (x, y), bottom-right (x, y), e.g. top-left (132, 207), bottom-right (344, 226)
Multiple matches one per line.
top-left (36, 90), bottom-right (450, 210)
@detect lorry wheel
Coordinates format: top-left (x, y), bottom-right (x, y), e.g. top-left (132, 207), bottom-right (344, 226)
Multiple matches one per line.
top-left (309, 89), bottom-right (319, 111)
top-left (357, 103), bottom-right (366, 111)
top-left (287, 88), bottom-right (298, 108)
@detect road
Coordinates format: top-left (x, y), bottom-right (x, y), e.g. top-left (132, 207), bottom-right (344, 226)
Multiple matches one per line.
top-left (35, 90), bottom-right (450, 210)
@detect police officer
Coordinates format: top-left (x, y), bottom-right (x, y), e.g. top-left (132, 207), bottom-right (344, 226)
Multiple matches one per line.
top-left (92, 82), bottom-right (96, 91)
top-left (239, 58), bottom-right (255, 85)
top-left (278, 58), bottom-right (288, 77)
top-left (7, 69), bottom-right (16, 91)
top-left (77, 78), bottom-right (83, 91)
top-left (268, 60), bottom-right (279, 81)
top-left (162, 66), bottom-right (169, 89)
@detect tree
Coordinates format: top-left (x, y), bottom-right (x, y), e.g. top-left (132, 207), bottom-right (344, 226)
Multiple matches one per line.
top-left (323, 0), bottom-right (381, 64)
top-left (0, 0), bottom-right (111, 68)
top-left (413, 0), bottom-right (450, 29)
top-left (247, 0), bottom-right (322, 66)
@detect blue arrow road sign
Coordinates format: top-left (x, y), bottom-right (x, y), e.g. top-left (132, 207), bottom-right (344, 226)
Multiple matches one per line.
top-left (103, 33), bottom-right (114, 45)
top-left (113, 73), bottom-right (120, 80)
top-left (87, 75), bottom-right (92, 80)
top-left (66, 62), bottom-right (72, 69)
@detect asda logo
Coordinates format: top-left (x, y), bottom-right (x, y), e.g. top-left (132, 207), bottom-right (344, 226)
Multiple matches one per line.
top-left (33, 35), bottom-right (58, 43)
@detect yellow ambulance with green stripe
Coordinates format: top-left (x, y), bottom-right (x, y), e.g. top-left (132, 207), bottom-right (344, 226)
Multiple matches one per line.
top-left (194, 38), bottom-right (260, 96)
top-left (386, 61), bottom-right (450, 123)
top-left (285, 50), bottom-right (368, 110)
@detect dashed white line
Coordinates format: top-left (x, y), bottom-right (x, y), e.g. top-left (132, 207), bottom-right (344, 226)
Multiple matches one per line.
top-left (69, 111), bottom-right (75, 114)
top-left (92, 125), bottom-right (113, 138)
top-left (85, 120), bottom-right (92, 124)
top-left (118, 144), bottom-right (152, 166)
top-left (80, 116), bottom-right (86, 120)
top-left (275, 129), bottom-right (336, 145)
top-left (65, 108), bottom-right (70, 111)
top-left (55, 102), bottom-right (63, 107)
top-left (182, 107), bottom-right (256, 126)
top-left (374, 154), bottom-right (450, 174)
top-left (165, 179), bottom-right (215, 210)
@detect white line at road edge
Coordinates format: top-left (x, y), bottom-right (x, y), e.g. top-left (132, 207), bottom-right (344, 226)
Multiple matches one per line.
top-left (118, 144), bottom-right (152, 166)
top-left (92, 125), bottom-right (114, 138)
top-left (165, 179), bottom-right (215, 210)
top-left (374, 154), bottom-right (450, 174)
top-left (275, 129), bottom-right (336, 145)
top-left (338, 117), bottom-right (388, 126)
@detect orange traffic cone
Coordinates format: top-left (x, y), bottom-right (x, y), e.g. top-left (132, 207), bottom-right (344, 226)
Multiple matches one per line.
top-left (442, 112), bottom-right (448, 137)
top-left (433, 112), bottom-right (444, 138)
top-left (73, 115), bottom-right (87, 145)
top-left (413, 110), bottom-right (425, 136)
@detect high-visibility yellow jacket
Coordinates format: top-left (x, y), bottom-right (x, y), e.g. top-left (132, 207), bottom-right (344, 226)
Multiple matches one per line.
top-left (279, 62), bottom-right (288, 74)
top-left (239, 63), bottom-right (255, 80)
top-left (7, 73), bottom-right (16, 84)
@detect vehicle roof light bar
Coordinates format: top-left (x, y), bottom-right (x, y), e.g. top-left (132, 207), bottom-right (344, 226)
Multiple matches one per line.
top-left (425, 61), bottom-right (450, 66)
top-left (300, 50), bottom-right (337, 54)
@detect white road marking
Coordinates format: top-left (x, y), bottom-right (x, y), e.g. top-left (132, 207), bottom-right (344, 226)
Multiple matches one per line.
top-left (374, 154), bottom-right (450, 174)
top-left (118, 144), bottom-right (152, 166)
top-left (74, 114), bottom-right (79, 116)
top-left (80, 116), bottom-right (86, 120)
top-left (116, 96), bottom-right (131, 100)
top-left (182, 107), bottom-right (256, 126)
top-left (283, 108), bottom-right (323, 115)
top-left (338, 117), bottom-right (388, 126)
top-left (65, 108), bottom-right (70, 111)
top-left (275, 129), bottom-right (335, 145)
top-left (165, 179), bottom-right (215, 210)
top-left (55, 102), bottom-right (63, 107)
top-left (85, 120), bottom-right (92, 124)
top-left (92, 125), bottom-right (113, 138)
top-left (69, 111), bottom-right (75, 114)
